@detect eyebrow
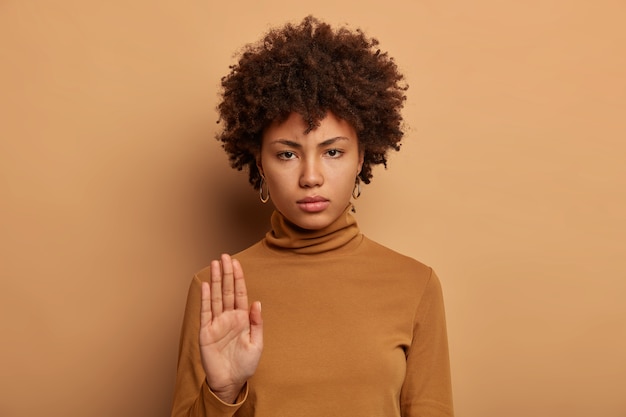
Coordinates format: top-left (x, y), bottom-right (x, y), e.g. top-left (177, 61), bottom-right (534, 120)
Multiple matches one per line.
top-left (269, 136), bottom-right (350, 148)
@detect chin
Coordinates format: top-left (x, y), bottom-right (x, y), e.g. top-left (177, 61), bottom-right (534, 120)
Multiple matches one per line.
top-left (288, 213), bottom-right (334, 231)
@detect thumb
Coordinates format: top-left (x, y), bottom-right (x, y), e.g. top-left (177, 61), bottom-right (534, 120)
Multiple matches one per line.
top-left (249, 301), bottom-right (263, 347)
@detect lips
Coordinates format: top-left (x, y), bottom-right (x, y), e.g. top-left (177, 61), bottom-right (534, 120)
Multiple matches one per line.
top-left (297, 196), bottom-right (328, 204)
top-left (296, 196), bottom-right (330, 213)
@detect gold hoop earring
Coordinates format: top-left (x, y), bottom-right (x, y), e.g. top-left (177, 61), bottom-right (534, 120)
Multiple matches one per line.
top-left (352, 177), bottom-right (361, 199)
top-left (259, 177), bottom-right (270, 203)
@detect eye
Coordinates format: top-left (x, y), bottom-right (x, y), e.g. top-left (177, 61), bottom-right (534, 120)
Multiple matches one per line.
top-left (325, 149), bottom-right (344, 158)
top-left (277, 151), bottom-right (296, 160)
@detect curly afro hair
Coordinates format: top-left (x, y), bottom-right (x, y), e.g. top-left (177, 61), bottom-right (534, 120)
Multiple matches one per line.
top-left (217, 16), bottom-right (408, 189)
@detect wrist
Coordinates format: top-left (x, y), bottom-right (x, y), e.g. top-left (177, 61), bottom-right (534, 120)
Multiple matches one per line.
top-left (208, 381), bottom-right (246, 404)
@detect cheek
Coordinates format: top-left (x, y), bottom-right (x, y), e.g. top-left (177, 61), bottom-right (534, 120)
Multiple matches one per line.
top-left (344, 176), bottom-right (357, 194)
top-left (259, 156), bottom-right (281, 183)
top-left (266, 174), bottom-right (292, 199)
top-left (334, 169), bottom-right (359, 194)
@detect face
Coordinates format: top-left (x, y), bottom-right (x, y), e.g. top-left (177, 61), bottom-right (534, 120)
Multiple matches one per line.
top-left (258, 112), bottom-right (364, 231)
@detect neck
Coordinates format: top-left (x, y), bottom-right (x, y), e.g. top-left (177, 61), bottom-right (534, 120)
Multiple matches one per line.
top-left (264, 205), bottom-right (362, 255)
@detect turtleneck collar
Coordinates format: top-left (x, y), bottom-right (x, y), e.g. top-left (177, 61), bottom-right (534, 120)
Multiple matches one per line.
top-left (263, 205), bottom-right (362, 255)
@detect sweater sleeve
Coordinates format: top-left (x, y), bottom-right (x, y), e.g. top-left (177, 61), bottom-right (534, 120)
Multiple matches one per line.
top-left (170, 274), bottom-right (248, 417)
top-left (400, 269), bottom-right (454, 417)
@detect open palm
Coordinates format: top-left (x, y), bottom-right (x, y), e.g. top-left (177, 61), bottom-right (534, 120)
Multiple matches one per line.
top-left (199, 254), bottom-right (263, 403)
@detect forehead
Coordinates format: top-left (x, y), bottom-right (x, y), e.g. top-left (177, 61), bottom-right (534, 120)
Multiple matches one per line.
top-left (263, 112), bottom-right (357, 143)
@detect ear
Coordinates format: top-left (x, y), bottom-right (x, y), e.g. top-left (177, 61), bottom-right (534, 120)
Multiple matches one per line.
top-left (256, 155), bottom-right (264, 178)
top-left (357, 149), bottom-right (365, 175)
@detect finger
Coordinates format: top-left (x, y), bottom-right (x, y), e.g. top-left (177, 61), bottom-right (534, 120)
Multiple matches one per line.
top-left (249, 301), bottom-right (263, 348)
top-left (221, 254), bottom-right (235, 311)
top-left (210, 259), bottom-right (223, 316)
top-left (232, 259), bottom-right (249, 311)
top-left (200, 281), bottom-right (213, 326)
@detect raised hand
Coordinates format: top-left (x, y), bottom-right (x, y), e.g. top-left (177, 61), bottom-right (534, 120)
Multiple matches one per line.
top-left (199, 254), bottom-right (263, 403)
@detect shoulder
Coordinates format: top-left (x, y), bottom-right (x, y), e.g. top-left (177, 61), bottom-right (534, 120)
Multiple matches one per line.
top-left (194, 240), bottom-right (266, 283)
top-left (359, 235), bottom-right (432, 274)
top-left (349, 236), bottom-right (437, 295)
top-left (234, 240), bottom-right (266, 258)
top-left (357, 237), bottom-right (446, 313)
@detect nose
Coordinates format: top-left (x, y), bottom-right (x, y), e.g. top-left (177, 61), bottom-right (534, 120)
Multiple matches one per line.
top-left (299, 158), bottom-right (324, 188)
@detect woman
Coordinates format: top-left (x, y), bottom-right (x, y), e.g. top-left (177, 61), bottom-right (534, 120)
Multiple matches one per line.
top-left (171, 16), bottom-right (453, 417)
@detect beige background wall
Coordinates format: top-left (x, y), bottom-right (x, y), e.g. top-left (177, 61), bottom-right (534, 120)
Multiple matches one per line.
top-left (1, 1), bottom-right (625, 416)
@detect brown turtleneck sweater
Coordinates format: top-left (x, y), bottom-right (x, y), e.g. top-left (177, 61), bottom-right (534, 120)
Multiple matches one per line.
top-left (171, 207), bottom-right (454, 417)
